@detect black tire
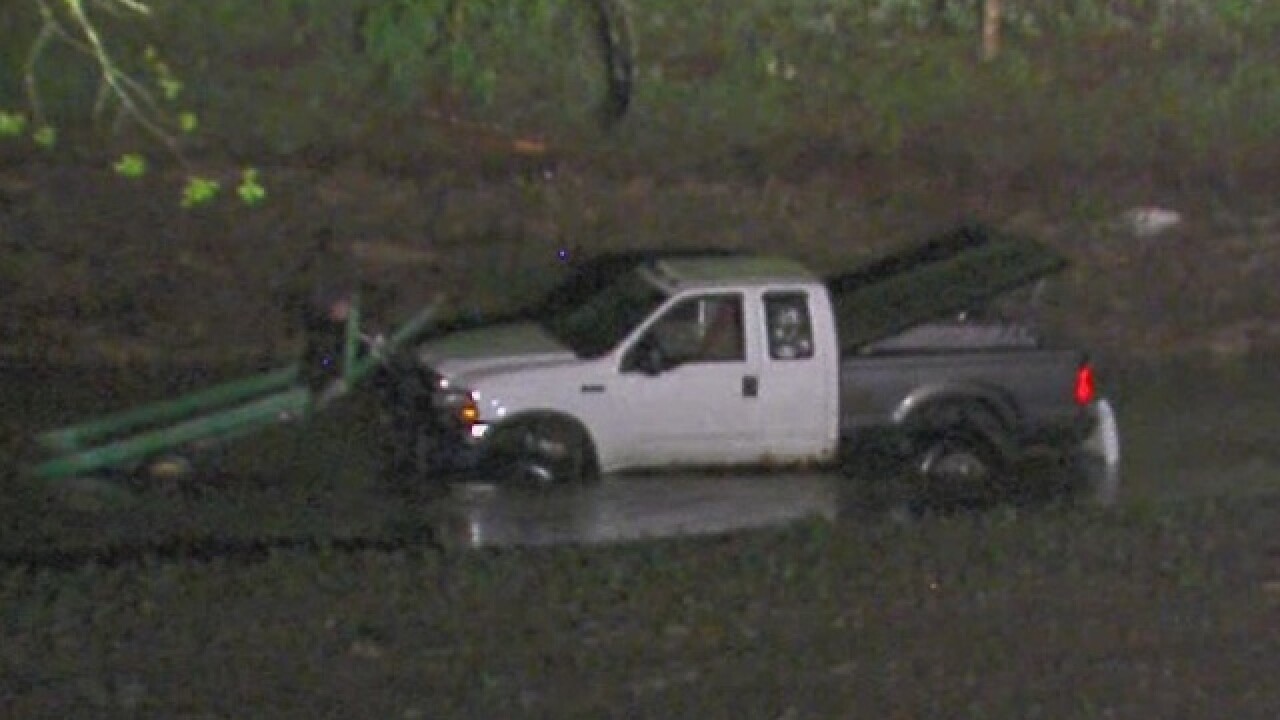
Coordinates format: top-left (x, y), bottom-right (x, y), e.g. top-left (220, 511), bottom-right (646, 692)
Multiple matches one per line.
top-left (911, 427), bottom-right (1010, 513)
top-left (495, 417), bottom-right (598, 487)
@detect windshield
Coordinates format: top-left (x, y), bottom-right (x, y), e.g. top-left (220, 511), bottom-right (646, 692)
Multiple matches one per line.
top-left (540, 269), bottom-right (669, 358)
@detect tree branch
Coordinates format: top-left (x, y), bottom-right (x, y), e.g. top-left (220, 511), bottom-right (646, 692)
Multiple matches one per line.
top-left (24, 3), bottom-right (55, 127)
top-left (25, 0), bottom-right (185, 164)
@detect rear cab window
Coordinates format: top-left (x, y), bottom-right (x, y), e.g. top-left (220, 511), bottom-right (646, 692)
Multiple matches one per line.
top-left (764, 292), bottom-right (814, 360)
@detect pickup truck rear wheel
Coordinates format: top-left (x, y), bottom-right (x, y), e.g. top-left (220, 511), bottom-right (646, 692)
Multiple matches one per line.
top-left (501, 418), bottom-right (598, 487)
top-left (913, 429), bottom-right (1009, 512)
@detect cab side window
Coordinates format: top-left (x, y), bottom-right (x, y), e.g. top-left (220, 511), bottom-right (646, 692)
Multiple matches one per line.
top-left (641, 294), bottom-right (745, 365)
top-left (764, 292), bottom-right (814, 360)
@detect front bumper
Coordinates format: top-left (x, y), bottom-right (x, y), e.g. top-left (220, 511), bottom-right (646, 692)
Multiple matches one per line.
top-left (375, 361), bottom-right (496, 480)
top-left (412, 422), bottom-right (493, 478)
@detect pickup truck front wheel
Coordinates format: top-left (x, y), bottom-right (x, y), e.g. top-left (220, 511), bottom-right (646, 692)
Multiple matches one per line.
top-left (490, 417), bottom-right (599, 487)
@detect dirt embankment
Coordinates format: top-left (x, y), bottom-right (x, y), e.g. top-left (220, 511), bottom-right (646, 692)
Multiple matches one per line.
top-left (3, 153), bottom-right (1279, 368)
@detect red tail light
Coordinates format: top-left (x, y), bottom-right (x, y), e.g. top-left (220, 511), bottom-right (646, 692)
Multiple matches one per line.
top-left (1075, 363), bottom-right (1097, 406)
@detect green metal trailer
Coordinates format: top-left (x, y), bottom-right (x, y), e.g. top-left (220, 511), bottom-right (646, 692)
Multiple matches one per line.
top-left (28, 295), bottom-right (444, 484)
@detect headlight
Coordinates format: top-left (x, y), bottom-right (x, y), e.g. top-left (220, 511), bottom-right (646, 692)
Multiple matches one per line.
top-left (432, 377), bottom-right (479, 426)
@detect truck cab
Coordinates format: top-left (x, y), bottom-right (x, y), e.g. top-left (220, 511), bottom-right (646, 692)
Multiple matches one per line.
top-left (411, 255), bottom-right (841, 483)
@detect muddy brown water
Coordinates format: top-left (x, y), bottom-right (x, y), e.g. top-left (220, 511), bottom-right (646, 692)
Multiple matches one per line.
top-left (2, 357), bottom-right (1278, 559)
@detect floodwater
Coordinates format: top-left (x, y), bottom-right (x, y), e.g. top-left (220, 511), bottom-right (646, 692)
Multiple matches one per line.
top-left (3, 358), bottom-right (1279, 557)
top-left (438, 473), bottom-right (842, 548)
top-left (432, 402), bottom-right (1118, 549)
top-left (1107, 358), bottom-right (1280, 503)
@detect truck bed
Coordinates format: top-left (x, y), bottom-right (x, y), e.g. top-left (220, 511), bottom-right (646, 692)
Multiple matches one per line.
top-left (838, 344), bottom-right (1089, 445)
top-left (826, 225), bottom-right (1091, 455)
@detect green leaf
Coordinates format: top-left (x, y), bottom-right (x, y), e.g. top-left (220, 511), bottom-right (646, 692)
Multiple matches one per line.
top-left (160, 76), bottom-right (183, 101)
top-left (181, 176), bottom-right (221, 208)
top-left (237, 167), bottom-right (266, 205)
top-left (33, 125), bottom-right (56, 148)
top-left (113, 153), bottom-right (147, 178)
top-left (0, 111), bottom-right (26, 137)
top-left (179, 112), bottom-right (198, 133)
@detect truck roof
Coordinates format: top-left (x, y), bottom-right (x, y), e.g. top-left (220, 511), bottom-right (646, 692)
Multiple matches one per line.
top-left (647, 255), bottom-right (816, 290)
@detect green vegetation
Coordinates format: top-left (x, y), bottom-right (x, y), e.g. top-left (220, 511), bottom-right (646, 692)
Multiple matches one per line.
top-left (0, 0), bottom-right (257, 206)
top-left (359, 0), bottom-right (631, 121)
top-left (3, 0), bottom-right (1278, 181)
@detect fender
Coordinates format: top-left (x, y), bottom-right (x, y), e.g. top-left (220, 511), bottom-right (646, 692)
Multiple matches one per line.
top-left (891, 381), bottom-right (1020, 431)
top-left (483, 410), bottom-right (599, 462)
top-left (892, 382), bottom-right (1021, 462)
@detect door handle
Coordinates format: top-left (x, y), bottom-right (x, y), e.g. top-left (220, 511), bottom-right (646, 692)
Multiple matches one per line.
top-left (581, 384), bottom-right (605, 394)
top-left (742, 375), bottom-right (758, 398)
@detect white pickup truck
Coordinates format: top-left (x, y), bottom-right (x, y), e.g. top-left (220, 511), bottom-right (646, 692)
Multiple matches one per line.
top-left (378, 226), bottom-right (1116, 504)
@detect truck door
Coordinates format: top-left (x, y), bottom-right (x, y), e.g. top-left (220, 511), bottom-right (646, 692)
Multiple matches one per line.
top-left (614, 293), bottom-right (762, 467)
top-left (754, 290), bottom-right (838, 464)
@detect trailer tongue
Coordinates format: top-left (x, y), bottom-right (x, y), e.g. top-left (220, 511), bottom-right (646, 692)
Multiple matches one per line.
top-left (29, 297), bottom-right (443, 483)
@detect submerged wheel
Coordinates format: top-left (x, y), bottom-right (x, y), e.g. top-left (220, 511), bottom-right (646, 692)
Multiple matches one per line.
top-left (497, 418), bottom-right (598, 487)
top-left (919, 433), bottom-right (999, 484)
top-left (912, 428), bottom-right (1009, 512)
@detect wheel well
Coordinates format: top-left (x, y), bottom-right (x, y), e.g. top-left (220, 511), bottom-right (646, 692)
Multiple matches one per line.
top-left (489, 411), bottom-right (599, 467)
top-left (900, 397), bottom-right (1017, 463)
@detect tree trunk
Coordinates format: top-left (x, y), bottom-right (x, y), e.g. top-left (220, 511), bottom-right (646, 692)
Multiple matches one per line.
top-left (982, 0), bottom-right (1002, 61)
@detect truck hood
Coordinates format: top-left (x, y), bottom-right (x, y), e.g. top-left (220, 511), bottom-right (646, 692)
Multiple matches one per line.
top-left (417, 321), bottom-right (577, 379)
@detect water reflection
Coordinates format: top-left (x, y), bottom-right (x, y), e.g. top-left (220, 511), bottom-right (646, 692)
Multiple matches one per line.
top-left (1108, 358), bottom-right (1280, 502)
top-left (436, 474), bottom-right (842, 548)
